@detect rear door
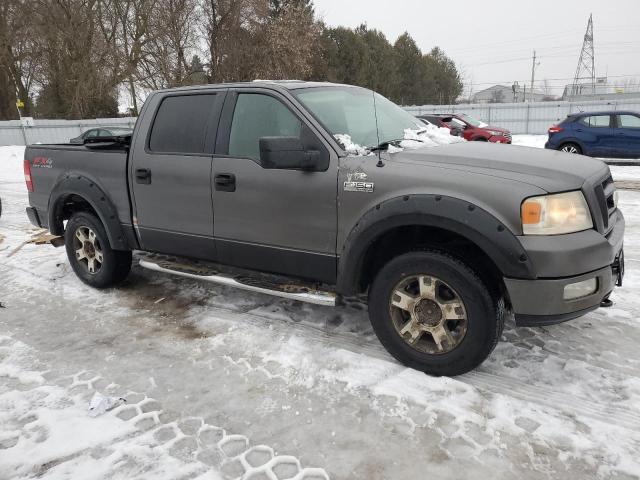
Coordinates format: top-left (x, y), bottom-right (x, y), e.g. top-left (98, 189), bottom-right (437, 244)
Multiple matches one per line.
top-left (211, 88), bottom-right (338, 283)
top-left (614, 113), bottom-right (640, 158)
top-left (129, 90), bottom-right (226, 259)
top-left (576, 114), bottom-right (614, 156)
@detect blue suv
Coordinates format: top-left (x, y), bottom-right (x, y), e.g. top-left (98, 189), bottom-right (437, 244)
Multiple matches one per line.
top-left (545, 110), bottom-right (640, 158)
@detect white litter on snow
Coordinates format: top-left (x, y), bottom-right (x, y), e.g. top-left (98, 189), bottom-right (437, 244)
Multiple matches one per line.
top-left (88, 392), bottom-right (126, 417)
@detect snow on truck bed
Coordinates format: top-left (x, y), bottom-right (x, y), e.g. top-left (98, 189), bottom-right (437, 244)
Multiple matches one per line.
top-left (2, 144), bottom-right (640, 479)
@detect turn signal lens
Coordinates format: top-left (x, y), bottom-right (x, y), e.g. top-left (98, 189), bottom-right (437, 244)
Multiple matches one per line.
top-left (521, 201), bottom-right (542, 224)
top-left (521, 191), bottom-right (593, 235)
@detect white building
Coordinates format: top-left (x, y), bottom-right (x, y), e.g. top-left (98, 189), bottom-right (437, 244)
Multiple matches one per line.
top-left (471, 84), bottom-right (547, 104)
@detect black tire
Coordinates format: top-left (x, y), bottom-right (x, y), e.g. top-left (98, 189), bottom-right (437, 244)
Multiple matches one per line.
top-left (64, 212), bottom-right (132, 288)
top-left (558, 142), bottom-right (582, 154)
top-left (368, 251), bottom-right (502, 376)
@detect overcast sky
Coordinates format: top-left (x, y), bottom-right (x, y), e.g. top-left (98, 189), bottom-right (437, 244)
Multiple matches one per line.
top-left (312, 0), bottom-right (640, 96)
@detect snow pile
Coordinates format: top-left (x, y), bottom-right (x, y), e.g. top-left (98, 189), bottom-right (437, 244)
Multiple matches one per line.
top-left (334, 124), bottom-right (464, 157)
top-left (333, 134), bottom-right (371, 156)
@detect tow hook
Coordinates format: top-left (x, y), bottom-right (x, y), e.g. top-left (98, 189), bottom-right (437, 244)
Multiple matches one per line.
top-left (601, 297), bottom-right (613, 308)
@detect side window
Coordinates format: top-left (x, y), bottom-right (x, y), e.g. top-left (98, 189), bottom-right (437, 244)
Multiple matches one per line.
top-left (229, 93), bottom-right (302, 161)
top-left (581, 115), bottom-right (610, 128)
top-left (149, 94), bottom-right (217, 154)
top-left (85, 129), bottom-right (98, 138)
top-left (619, 114), bottom-right (640, 129)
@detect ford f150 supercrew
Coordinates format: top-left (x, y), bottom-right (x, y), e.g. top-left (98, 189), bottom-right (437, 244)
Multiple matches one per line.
top-left (23, 81), bottom-right (625, 376)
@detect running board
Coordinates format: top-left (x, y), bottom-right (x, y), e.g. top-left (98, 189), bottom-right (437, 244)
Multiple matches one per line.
top-left (139, 258), bottom-right (337, 307)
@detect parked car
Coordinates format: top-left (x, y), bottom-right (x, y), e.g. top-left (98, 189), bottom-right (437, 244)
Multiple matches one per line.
top-left (417, 115), bottom-right (464, 137)
top-left (70, 127), bottom-right (133, 144)
top-left (418, 113), bottom-right (512, 143)
top-left (24, 81), bottom-right (624, 376)
top-left (545, 111), bottom-right (640, 158)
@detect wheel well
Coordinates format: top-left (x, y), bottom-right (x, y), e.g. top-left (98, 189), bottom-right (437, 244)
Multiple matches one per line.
top-left (357, 225), bottom-right (506, 301)
top-left (473, 137), bottom-right (488, 141)
top-left (52, 194), bottom-right (99, 234)
top-left (558, 141), bottom-right (580, 150)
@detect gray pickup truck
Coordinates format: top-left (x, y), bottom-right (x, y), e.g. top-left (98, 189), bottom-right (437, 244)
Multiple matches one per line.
top-left (24, 81), bottom-right (625, 376)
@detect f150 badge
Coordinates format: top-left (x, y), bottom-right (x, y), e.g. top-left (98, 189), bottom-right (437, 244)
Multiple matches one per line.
top-left (344, 170), bottom-right (374, 193)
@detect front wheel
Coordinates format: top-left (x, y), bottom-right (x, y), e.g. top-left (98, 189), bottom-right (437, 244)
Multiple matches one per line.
top-left (65, 212), bottom-right (132, 288)
top-left (368, 251), bottom-right (503, 376)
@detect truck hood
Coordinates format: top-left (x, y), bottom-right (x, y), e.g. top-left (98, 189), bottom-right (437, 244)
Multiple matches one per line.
top-left (392, 142), bottom-right (608, 192)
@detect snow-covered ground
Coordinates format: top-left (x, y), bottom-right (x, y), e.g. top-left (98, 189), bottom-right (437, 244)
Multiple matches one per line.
top-left (2, 145), bottom-right (640, 479)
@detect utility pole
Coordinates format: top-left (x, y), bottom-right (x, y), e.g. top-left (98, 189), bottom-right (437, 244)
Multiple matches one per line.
top-left (529, 50), bottom-right (539, 103)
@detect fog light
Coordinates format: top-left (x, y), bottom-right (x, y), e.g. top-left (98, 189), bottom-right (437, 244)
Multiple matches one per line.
top-left (563, 278), bottom-right (598, 300)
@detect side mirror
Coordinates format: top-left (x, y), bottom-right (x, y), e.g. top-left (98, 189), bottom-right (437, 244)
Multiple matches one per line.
top-left (259, 136), bottom-right (319, 171)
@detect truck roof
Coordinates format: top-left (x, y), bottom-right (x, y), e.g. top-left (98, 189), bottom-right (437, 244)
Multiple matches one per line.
top-left (154, 80), bottom-right (349, 95)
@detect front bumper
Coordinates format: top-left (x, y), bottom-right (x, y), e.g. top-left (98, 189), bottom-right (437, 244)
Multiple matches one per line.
top-left (489, 135), bottom-right (511, 144)
top-left (506, 211), bottom-right (625, 327)
top-left (505, 265), bottom-right (617, 326)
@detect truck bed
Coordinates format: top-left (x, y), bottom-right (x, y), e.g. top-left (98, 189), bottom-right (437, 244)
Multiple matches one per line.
top-left (25, 143), bottom-right (133, 233)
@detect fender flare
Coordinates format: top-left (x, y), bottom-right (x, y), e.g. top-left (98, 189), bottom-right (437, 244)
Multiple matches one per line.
top-left (336, 194), bottom-right (536, 295)
top-left (48, 172), bottom-right (130, 250)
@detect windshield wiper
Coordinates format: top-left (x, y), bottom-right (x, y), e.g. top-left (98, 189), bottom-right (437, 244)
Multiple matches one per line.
top-left (367, 137), bottom-right (425, 152)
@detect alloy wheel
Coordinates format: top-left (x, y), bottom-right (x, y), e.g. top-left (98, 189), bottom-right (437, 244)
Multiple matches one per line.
top-left (388, 275), bottom-right (468, 354)
top-left (73, 226), bottom-right (104, 274)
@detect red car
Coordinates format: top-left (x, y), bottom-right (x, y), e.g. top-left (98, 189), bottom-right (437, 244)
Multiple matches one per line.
top-left (418, 113), bottom-right (512, 143)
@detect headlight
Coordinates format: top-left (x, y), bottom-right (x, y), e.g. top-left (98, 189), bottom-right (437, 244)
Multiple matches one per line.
top-left (521, 191), bottom-right (593, 235)
top-left (487, 130), bottom-right (503, 136)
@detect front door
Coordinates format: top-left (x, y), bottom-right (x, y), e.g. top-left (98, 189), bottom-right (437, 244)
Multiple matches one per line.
top-left (211, 89), bottom-right (338, 283)
top-left (130, 91), bottom-right (225, 259)
top-left (614, 113), bottom-right (640, 158)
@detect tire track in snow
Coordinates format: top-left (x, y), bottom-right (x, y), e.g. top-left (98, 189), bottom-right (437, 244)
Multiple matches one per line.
top-left (200, 305), bottom-right (640, 433)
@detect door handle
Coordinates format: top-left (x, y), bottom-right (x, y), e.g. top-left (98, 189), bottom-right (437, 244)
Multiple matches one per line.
top-left (135, 168), bottom-right (151, 184)
top-left (214, 173), bottom-right (236, 192)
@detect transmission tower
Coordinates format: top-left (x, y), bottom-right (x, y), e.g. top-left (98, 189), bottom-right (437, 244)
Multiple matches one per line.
top-left (572, 14), bottom-right (596, 96)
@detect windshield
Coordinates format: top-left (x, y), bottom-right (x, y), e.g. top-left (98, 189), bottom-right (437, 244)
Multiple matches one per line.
top-left (457, 114), bottom-right (485, 128)
top-left (294, 86), bottom-right (425, 153)
top-left (106, 128), bottom-right (133, 135)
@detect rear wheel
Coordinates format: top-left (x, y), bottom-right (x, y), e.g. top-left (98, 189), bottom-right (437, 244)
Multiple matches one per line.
top-left (368, 251), bottom-right (503, 376)
top-left (559, 142), bottom-right (581, 154)
top-left (65, 212), bottom-right (132, 288)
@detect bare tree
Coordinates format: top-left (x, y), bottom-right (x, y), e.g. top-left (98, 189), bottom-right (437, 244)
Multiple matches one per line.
top-left (136, 0), bottom-right (199, 91)
top-left (0, 0), bottom-right (40, 119)
top-left (97, 0), bottom-right (158, 115)
top-left (32, 0), bottom-right (119, 118)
